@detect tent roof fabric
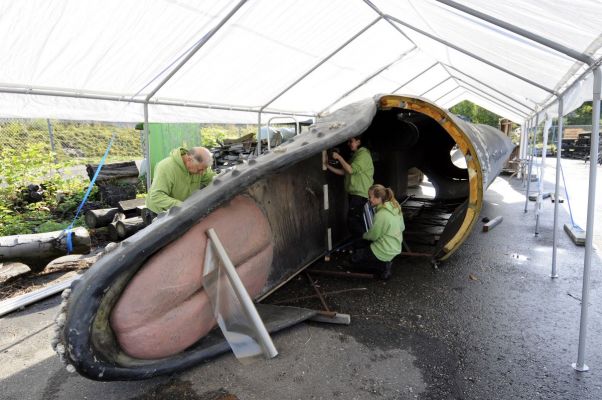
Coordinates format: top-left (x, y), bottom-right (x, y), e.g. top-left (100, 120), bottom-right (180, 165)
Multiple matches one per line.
top-left (1, 0), bottom-right (602, 124)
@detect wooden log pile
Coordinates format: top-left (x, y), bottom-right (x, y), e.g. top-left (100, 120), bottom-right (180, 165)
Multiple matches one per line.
top-left (86, 161), bottom-right (139, 207)
top-left (85, 198), bottom-right (147, 241)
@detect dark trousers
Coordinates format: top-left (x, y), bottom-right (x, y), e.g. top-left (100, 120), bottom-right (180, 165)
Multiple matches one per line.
top-left (348, 194), bottom-right (367, 240)
top-left (351, 239), bottom-right (389, 274)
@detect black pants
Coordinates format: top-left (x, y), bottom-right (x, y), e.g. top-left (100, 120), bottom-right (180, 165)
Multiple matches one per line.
top-left (351, 239), bottom-right (389, 274)
top-left (348, 194), bottom-right (367, 240)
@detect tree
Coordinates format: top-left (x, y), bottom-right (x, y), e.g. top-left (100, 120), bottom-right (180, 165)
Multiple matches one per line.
top-left (449, 100), bottom-right (501, 127)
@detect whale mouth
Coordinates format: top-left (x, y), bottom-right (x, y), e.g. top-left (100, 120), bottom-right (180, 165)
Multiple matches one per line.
top-left (110, 195), bottom-right (273, 360)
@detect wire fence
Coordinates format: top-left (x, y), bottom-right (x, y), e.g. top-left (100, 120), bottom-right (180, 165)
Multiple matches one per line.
top-left (0, 118), bottom-right (144, 164)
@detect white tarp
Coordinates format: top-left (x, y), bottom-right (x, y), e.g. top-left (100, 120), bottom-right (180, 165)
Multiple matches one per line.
top-left (1, 0), bottom-right (602, 123)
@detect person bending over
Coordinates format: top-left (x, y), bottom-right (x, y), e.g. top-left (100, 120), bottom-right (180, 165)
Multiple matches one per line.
top-left (146, 146), bottom-right (215, 214)
top-left (351, 184), bottom-right (405, 280)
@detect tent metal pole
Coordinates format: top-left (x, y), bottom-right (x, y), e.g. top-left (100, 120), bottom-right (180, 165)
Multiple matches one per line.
top-left (551, 98), bottom-right (563, 278)
top-left (434, 86), bottom-right (462, 104)
top-left (143, 103), bottom-right (151, 191)
top-left (443, 66), bottom-right (535, 112)
top-left (0, 86), bottom-right (315, 118)
top-left (385, 15), bottom-right (556, 95)
top-left (524, 113), bottom-right (539, 212)
top-left (458, 83), bottom-right (529, 118)
top-left (392, 63), bottom-right (439, 94)
top-left (573, 66), bottom-right (601, 372)
top-left (318, 48), bottom-right (418, 115)
top-left (419, 77), bottom-right (453, 97)
top-left (362, 0), bottom-right (418, 45)
top-left (145, 0), bottom-right (248, 101)
top-left (257, 111), bottom-right (262, 155)
top-left (260, 17), bottom-right (383, 110)
top-left (434, 0), bottom-right (594, 65)
top-left (535, 115), bottom-right (551, 235)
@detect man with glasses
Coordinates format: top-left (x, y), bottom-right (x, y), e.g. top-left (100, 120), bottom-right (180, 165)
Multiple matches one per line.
top-left (145, 146), bottom-right (216, 215)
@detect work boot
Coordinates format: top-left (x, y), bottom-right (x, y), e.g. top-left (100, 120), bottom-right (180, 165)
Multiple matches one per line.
top-left (379, 262), bottom-right (392, 281)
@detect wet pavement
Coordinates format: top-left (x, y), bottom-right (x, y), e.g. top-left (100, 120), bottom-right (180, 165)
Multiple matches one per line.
top-left (1, 159), bottom-right (602, 399)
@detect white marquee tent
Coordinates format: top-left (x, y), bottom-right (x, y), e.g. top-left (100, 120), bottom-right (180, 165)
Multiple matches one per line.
top-left (2, 0), bottom-right (602, 371)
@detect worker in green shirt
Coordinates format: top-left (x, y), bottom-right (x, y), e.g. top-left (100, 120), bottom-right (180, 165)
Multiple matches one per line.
top-left (326, 135), bottom-right (374, 239)
top-left (146, 147), bottom-right (216, 214)
top-left (351, 184), bottom-right (405, 280)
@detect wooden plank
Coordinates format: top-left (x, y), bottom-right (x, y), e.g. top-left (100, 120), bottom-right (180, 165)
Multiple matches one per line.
top-left (118, 198), bottom-right (146, 213)
top-left (0, 275), bottom-right (79, 317)
top-left (483, 216), bottom-right (503, 232)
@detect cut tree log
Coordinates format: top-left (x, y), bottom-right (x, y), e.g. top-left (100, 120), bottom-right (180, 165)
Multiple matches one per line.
top-left (116, 217), bottom-right (145, 239)
top-left (0, 262), bottom-right (31, 284)
top-left (44, 253), bottom-right (101, 273)
top-left (85, 208), bottom-right (119, 228)
top-left (118, 198), bottom-right (146, 214)
top-left (0, 227), bottom-right (91, 272)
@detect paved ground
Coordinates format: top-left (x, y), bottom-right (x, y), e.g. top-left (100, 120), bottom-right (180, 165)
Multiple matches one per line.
top-left (1, 159), bottom-right (602, 399)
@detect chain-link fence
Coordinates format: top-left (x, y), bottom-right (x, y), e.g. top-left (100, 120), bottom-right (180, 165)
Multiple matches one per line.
top-left (0, 118), bottom-right (144, 164)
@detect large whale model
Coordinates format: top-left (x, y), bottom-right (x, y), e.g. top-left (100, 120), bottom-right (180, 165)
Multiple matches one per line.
top-left (53, 94), bottom-right (513, 380)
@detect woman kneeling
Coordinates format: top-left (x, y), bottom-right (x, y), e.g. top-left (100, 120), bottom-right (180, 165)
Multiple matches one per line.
top-left (351, 184), bottom-right (405, 280)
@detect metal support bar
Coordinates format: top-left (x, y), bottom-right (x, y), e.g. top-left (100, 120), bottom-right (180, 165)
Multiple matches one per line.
top-left (143, 103), bottom-right (151, 191)
top-left (46, 119), bottom-right (57, 164)
top-left (434, 0), bottom-right (594, 65)
top-left (459, 85), bottom-right (529, 119)
top-left (362, 0), bottom-right (419, 46)
top-left (145, 0), bottom-right (248, 101)
top-left (391, 63), bottom-right (439, 94)
top-left (524, 113), bottom-right (539, 212)
top-left (261, 17), bottom-right (382, 110)
top-left (573, 66), bottom-right (601, 372)
top-left (551, 98), bottom-right (563, 278)
top-left (434, 86), bottom-right (462, 104)
top-left (419, 76), bottom-right (453, 97)
top-left (318, 47), bottom-right (417, 115)
top-left (0, 86), bottom-right (315, 118)
top-left (385, 14), bottom-right (556, 95)
top-left (535, 115), bottom-right (551, 235)
top-left (443, 65), bottom-right (535, 111)
top-left (205, 228), bottom-right (278, 359)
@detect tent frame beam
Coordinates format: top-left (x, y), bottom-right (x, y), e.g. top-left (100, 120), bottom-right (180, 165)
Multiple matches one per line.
top-left (384, 14), bottom-right (556, 95)
top-left (434, 0), bottom-right (594, 65)
top-left (442, 64), bottom-right (535, 112)
top-left (458, 85), bottom-right (528, 119)
top-left (318, 47), bottom-right (418, 115)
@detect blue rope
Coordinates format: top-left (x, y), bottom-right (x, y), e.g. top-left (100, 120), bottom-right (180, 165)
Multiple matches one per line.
top-left (558, 160), bottom-right (578, 229)
top-left (64, 134), bottom-right (115, 253)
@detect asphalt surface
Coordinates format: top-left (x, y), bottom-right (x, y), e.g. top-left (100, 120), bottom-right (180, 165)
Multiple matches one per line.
top-left (1, 159), bottom-right (602, 399)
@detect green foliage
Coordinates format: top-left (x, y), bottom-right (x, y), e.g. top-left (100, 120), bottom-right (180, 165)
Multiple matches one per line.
top-left (450, 100), bottom-right (502, 127)
top-left (200, 124), bottom-right (255, 148)
top-left (0, 120), bottom-right (142, 163)
top-left (0, 143), bottom-right (91, 236)
top-left (565, 101), bottom-right (602, 126)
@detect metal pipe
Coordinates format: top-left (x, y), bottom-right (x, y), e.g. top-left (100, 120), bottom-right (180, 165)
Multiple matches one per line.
top-left (0, 86), bottom-right (315, 118)
top-left (385, 14), bottom-right (556, 95)
top-left (362, 0), bottom-right (418, 45)
top-left (434, 86), bottom-right (462, 104)
top-left (391, 63), bottom-right (439, 94)
top-left (446, 69), bottom-right (535, 112)
top-left (266, 116), bottom-right (300, 150)
top-left (573, 66), bottom-right (601, 372)
top-left (257, 111), bottom-right (262, 155)
top-left (524, 113), bottom-right (539, 212)
top-left (433, 0), bottom-right (594, 65)
top-left (206, 228), bottom-right (278, 359)
top-left (260, 17), bottom-right (383, 110)
top-left (419, 76), bottom-right (453, 97)
top-left (458, 84), bottom-right (529, 118)
top-left (551, 98), bottom-right (563, 278)
top-left (46, 119), bottom-right (57, 164)
top-left (535, 115), bottom-right (551, 235)
top-left (318, 47), bottom-right (418, 115)
top-left (145, 0), bottom-right (248, 101)
top-left (143, 103), bottom-right (151, 191)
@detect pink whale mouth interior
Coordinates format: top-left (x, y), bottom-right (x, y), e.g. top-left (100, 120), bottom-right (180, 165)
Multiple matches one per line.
top-left (110, 195), bottom-right (273, 360)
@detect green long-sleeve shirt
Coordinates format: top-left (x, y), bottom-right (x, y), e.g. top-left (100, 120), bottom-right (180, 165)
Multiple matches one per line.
top-left (363, 202), bottom-right (405, 262)
top-left (146, 147), bottom-right (215, 213)
top-left (344, 147), bottom-right (374, 198)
